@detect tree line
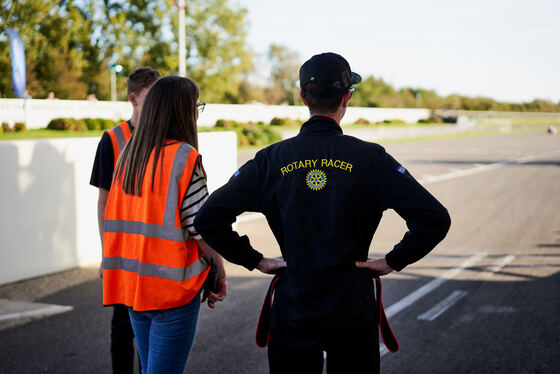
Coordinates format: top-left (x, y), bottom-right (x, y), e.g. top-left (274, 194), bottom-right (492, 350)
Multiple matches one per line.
top-left (1, 0), bottom-right (558, 112)
top-left (0, 0), bottom-right (252, 103)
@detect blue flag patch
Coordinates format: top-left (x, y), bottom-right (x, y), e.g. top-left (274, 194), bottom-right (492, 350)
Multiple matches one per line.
top-left (233, 169), bottom-right (240, 178)
top-left (397, 165), bottom-right (407, 174)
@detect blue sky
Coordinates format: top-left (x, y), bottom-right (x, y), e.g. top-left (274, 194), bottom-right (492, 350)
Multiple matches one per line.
top-left (236, 0), bottom-right (560, 103)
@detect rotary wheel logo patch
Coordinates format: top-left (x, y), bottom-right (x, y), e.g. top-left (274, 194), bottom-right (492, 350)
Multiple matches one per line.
top-left (306, 169), bottom-right (327, 191)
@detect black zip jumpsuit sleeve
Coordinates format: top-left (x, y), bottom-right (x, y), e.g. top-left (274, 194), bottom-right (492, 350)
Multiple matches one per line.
top-left (194, 156), bottom-right (265, 270)
top-left (375, 149), bottom-right (451, 271)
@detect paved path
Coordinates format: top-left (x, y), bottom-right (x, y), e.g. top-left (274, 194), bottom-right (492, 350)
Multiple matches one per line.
top-left (1, 130), bottom-right (559, 373)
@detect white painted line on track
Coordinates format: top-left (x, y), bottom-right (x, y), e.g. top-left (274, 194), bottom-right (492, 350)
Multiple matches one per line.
top-left (479, 305), bottom-right (516, 314)
top-left (0, 303), bottom-right (73, 323)
top-left (486, 255), bottom-right (516, 277)
top-left (236, 152), bottom-right (560, 226)
top-left (418, 150), bottom-right (560, 185)
top-left (384, 254), bottom-right (485, 319)
top-left (380, 254), bottom-right (486, 357)
top-left (417, 290), bottom-right (468, 321)
top-left (235, 148), bottom-right (559, 359)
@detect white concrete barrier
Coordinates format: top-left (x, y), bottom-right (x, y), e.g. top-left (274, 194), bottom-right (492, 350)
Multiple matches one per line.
top-left (0, 99), bottom-right (132, 129)
top-left (0, 132), bottom-right (237, 285)
top-left (0, 98), bottom-right (431, 128)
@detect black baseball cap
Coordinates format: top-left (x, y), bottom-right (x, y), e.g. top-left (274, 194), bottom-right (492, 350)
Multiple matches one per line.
top-left (299, 52), bottom-right (362, 99)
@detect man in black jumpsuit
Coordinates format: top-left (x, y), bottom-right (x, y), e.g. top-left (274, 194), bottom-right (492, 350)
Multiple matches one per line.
top-left (194, 52), bottom-right (451, 373)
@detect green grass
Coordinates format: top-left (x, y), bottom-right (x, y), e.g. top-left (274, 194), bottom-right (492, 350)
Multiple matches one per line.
top-left (2, 121), bottom-right (550, 145)
top-left (380, 124), bottom-right (549, 144)
top-left (239, 124), bottom-right (550, 151)
top-left (0, 129), bottom-right (105, 141)
top-left (477, 118), bottom-right (560, 126)
top-left (342, 122), bottom-right (447, 129)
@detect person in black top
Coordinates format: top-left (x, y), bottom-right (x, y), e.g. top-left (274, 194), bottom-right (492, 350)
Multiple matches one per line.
top-left (90, 67), bottom-right (161, 374)
top-left (194, 53), bottom-right (451, 374)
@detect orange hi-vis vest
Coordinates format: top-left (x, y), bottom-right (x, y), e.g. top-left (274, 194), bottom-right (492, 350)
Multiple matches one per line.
top-left (106, 121), bottom-right (133, 168)
top-left (103, 141), bottom-right (210, 311)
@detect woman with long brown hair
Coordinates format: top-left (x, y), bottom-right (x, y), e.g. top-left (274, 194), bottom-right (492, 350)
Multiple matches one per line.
top-left (102, 76), bottom-right (227, 373)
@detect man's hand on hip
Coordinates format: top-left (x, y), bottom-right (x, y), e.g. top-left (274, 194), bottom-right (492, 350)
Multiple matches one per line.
top-left (355, 257), bottom-right (394, 276)
top-left (256, 256), bottom-right (287, 275)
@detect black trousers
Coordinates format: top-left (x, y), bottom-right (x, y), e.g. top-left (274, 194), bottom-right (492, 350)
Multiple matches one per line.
top-left (267, 272), bottom-right (380, 374)
top-left (267, 321), bottom-right (380, 374)
top-left (111, 305), bottom-right (141, 374)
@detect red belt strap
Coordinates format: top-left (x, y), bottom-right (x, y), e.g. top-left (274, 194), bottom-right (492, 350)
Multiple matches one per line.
top-left (255, 273), bottom-right (399, 353)
top-left (255, 272), bottom-right (282, 348)
top-left (374, 277), bottom-right (399, 353)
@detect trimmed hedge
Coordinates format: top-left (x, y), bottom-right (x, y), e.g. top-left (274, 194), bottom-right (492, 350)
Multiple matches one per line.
top-left (417, 112), bottom-right (444, 124)
top-left (207, 119), bottom-right (282, 146)
top-left (0, 122), bottom-right (27, 132)
top-left (353, 118), bottom-right (370, 125)
top-left (21, 117), bottom-right (282, 147)
top-left (269, 117), bottom-right (301, 127)
top-left (46, 118), bottom-right (120, 131)
top-left (352, 118), bottom-right (412, 125)
top-left (84, 118), bottom-right (118, 130)
top-left (14, 122), bottom-right (26, 132)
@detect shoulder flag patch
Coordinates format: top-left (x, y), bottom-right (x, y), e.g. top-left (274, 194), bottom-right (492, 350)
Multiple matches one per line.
top-left (233, 169), bottom-right (240, 178)
top-left (397, 165), bottom-right (407, 174)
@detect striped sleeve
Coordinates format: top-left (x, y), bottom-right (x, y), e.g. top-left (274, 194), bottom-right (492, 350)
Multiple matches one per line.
top-left (180, 163), bottom-right (209, 240)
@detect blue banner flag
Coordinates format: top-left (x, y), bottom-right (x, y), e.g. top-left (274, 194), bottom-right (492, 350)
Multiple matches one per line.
top-left (8, 28), bottom-right (26, 99)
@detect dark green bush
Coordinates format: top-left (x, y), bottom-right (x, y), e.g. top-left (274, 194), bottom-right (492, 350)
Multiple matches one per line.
top-left (354, 118), bottom-right (370, 125)
top-left (205, 120), bottom-right (281, 146)
top-left (240, 125), bottom-right (281, 146)
top-left (1, 122), bottom-right (11, 133)
top-left (270, 117), bottom-right (300, 127)
top-left (417, 112), bottom-right (443, 124)
top-left (84, 118), bottom-right (101, 130)
top-left (270, 117), bottom-right (285, 126)
top-left (85, 118), bottom-right (118, 130)
top-left (381, 119), bottom-right (406, 125)
top-left (214, 119), bottom-right (243, 129)
top-left (69, 119), bottom-right (88, 131)
top-left (47, 118), bottom-right (70, 130)
top-left (14, 122), bottom-right (26, 132)
top-left (104, 119), bottom-right (121, 130)
top-left (47, 117), bottom-right (117, 131)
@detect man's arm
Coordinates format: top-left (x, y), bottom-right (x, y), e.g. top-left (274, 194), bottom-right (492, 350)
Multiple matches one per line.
top-left (194, 182), bottom-right (264, 270)
top-left (194, 157), bottom-right (284, 272)
top-left (90, 132), bottom-right (115, 278)
top-left (376, 150), bottom-right (451, 272)
top-left (97, 188), bottom-right (109, 278)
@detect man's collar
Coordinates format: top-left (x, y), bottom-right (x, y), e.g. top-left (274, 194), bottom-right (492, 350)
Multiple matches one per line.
top-left (299, 115), bottom-right (343, 135)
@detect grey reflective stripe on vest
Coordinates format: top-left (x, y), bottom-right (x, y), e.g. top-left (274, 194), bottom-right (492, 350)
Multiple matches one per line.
top-left (113, 124), bottom-right (127, 152)
top-left (103, 255), bottom-right (208, 282)
top-left (104, 142), bottom-right (195, 242)
top-left (103, 220), bottom-right (184, 241)
top-left (163, 143), bottom-right (192, 225)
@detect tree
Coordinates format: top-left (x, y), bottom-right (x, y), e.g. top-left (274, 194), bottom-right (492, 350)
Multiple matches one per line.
top-left (266, 44), bottom-right (300, 105)
top-left (351, 76), bottom-right (401, 107)
top-left (0, 0), bottom-right (253, 102)
top-left (183, 0), bottom-right (253, 103)
top-left (99, 0), bottom-right (253, 103)
top-left (0, 0), bottom-right (59, 97)
top-left (0, 0), bottom-right (101, 99)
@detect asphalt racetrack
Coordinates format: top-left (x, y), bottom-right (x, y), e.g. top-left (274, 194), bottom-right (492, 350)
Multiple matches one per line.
top-left (1, 130), bottom-right (559, 373)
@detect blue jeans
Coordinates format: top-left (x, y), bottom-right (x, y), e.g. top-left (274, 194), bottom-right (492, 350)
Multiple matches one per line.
top-left (128, 294), bottom-right (201, 374)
